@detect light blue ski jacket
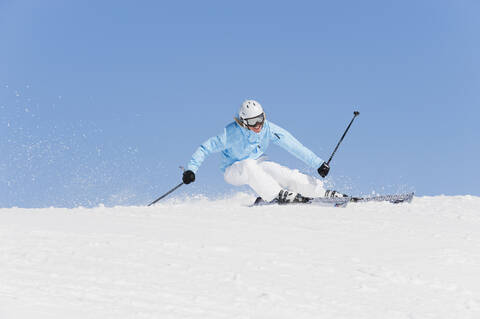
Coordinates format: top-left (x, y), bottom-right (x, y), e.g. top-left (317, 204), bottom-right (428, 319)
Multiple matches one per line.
top-left (187, 120), bottom-right (323, 173)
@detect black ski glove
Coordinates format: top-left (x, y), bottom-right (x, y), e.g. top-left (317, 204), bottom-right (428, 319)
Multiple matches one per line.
top-left (182, 170), bottom-right (195, 184)
top-left (318, 162), bottom-right (330, 178)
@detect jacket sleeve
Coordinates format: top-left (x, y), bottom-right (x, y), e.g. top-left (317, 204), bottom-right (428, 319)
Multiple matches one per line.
top-left (187, 129), bottom-right (227, 173)
top-left (269, 122), bottom-right (323, 169)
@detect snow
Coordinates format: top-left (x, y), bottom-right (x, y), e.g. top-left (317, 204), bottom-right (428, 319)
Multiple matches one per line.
top-left (1, 193), bottom-right (480, 318)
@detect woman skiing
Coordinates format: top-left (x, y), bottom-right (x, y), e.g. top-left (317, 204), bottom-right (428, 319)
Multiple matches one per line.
top-left (182, 99), bottom-right (331, 204)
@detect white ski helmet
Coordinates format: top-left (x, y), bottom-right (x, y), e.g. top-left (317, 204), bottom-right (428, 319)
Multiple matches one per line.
top-left (238, 99), bottom-right (265, 127)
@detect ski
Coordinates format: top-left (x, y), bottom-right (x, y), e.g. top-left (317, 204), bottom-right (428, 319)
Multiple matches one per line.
top-left (251, 196), bottom-right (350, 207)
top-left (308, 196), bottom-right (351, 207)
top-left (349, 192), bottom-right (414, 204)
top-left (251, 192), bottom-right (414, 207)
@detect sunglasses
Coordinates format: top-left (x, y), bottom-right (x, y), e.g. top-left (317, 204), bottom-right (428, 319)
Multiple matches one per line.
top-left (244, 113), bottom-right (265, 127)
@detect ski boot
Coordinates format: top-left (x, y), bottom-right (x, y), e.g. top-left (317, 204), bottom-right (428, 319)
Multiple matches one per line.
top-left (325, 190), bottom-right (361, 202)
top-left (324, 190), bottom-right (348, 198)
top-left (275, 189), bottom-right (311, 205)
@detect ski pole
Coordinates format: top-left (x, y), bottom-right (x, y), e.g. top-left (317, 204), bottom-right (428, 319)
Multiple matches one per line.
top-left (148, 182), bottom-right (184, 206)
top-left (326, 111), bottom-right (360, 165)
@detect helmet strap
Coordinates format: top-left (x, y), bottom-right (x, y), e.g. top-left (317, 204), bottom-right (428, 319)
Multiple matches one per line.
top-left (234, 117), bottom-right (248, 129)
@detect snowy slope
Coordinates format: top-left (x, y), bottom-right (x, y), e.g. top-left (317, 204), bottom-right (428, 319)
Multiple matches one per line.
top-left (1, 194), bottom-right (480, 319)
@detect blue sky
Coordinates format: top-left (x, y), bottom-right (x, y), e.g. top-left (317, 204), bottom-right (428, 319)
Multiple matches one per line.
top-left (1, 1), bottom-right (479, 207)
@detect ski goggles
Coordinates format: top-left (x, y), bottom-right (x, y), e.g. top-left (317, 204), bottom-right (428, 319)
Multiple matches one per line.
top-left (244, 113), bottom-right (265, 127)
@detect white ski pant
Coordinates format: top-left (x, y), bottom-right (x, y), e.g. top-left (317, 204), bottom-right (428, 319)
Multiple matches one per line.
top-left (224, 158), bottom-right (325, 202)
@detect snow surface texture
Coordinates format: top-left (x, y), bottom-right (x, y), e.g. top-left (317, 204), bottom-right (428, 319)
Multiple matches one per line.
top-left (1, 193), bottom-right (480, 319)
